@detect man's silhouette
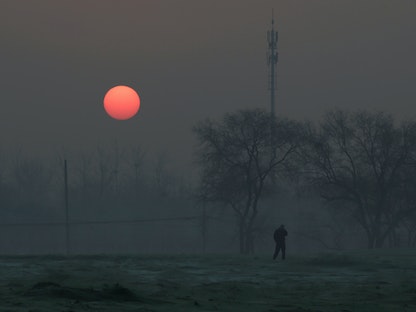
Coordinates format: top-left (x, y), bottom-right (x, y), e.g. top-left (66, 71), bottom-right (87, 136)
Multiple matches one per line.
top-left (273, 224), bottom-right (288, 260)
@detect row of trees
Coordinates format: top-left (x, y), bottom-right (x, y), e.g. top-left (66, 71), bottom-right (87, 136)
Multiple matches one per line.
top-left (193, 109), bottom-right (416, 253)
top-left (0, 145), bottom-right (200, 254)
top-left (0, 146), bottom-right (189, 224)
top-left (1, 108), bottom-right (416, 254)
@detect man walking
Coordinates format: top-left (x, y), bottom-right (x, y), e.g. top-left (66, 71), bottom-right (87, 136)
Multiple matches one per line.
top-left (273, 224), bottom-right (288, 260)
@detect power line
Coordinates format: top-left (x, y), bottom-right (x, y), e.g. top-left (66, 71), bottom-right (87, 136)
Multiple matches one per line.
top-left (0, 216), bottom-right (201, 228)
top-left (0, 214), bottom-right (238, 228)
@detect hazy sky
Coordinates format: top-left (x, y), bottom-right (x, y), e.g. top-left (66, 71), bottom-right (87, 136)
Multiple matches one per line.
top-left (1, 0), bottom-right (415, 171)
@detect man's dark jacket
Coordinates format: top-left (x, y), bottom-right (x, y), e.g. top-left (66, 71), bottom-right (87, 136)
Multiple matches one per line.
top-left (274, 227), bottom-right (288, 244)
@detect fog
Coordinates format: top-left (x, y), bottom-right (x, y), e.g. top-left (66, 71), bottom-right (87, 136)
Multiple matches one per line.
top-left (1, 1), bottom-right (415, 169)
top-left (0, 1), bottom-right (415, 255)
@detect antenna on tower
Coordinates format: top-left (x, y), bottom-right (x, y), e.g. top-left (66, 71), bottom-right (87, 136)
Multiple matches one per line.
top-left (267, 9), bottom-right (278, 117)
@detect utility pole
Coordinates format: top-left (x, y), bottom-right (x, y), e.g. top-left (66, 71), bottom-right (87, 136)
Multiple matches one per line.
top-left (267, 10), bottom-right (278, 117)
top-left (64, 159), bottom-right (69, 255)
top-left (201, 202), bottom-right (207, 253)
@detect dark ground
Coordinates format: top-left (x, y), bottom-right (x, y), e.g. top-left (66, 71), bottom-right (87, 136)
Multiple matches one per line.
top-left (0, 249), bottom-right (415, 311)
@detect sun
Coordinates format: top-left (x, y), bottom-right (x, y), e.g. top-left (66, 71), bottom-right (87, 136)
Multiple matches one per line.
top-left (103, 85), bottom-right (141, 120)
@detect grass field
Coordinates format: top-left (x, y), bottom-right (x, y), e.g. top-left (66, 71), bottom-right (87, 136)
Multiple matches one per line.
top-left (0, 249), bottom-right (415, 311)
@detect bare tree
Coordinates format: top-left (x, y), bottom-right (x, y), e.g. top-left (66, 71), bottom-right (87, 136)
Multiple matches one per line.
top-left (151, 152), bottom-right (173, 198)
top-left (396, 160), bottom-right (416, 247)
top-left (95, 142), bottom-right (125, 198)
top-left (13, 154), bottom-right (52, 201)
top-left (129, 146), bottom-right (146, 192)
top-left (193, 109), bottom-right (300, 254)
top-left (302, 110), bottom-right (416, 248)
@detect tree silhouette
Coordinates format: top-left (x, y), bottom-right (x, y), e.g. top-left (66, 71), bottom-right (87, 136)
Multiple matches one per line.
top-left (302, 110), bottom-right (416, 248)
top-left (193, 109), bottom-right (300, 254)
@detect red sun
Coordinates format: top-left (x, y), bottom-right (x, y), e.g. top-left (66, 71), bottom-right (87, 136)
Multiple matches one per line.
top-left (103, 85), bottom-right (141, 120)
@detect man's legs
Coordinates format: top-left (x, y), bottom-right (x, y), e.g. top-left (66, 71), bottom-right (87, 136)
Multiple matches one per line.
top-left (273, 244), bottom-right (281, 260)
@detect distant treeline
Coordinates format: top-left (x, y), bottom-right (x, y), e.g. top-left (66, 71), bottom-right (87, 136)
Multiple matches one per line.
top-left (0, 108), bottom-right (415, 254)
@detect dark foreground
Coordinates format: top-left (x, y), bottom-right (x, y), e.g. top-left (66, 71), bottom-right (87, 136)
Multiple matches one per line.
top-left (0, 249), bottom-right (415, 311)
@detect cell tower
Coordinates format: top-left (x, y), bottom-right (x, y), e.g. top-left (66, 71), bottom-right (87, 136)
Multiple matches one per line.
top-left (267, 11), bottom-right (278, 117)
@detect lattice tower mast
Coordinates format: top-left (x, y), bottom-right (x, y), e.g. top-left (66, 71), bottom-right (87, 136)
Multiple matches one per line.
top-left (267, 11), bottom-right (278, 117)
